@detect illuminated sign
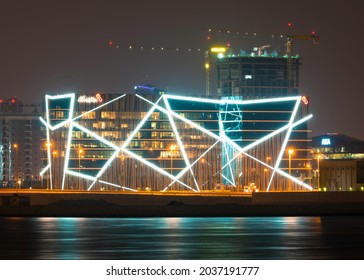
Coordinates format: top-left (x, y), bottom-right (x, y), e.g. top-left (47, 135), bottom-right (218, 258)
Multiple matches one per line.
top-left (321, 138), bottom-right (331, 146)
top-left (78, 93), bottom-right (103, 103)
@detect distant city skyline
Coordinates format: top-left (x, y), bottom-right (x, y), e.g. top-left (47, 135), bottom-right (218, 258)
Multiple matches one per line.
top-left (1, 0), bottom-right (363, 139)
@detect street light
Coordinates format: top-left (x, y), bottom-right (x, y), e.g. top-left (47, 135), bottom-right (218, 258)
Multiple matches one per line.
top-left (52, 151), bottom-right (58, 188)
top-left (170, 145), bottom-right (176, 191)
top-left (13, 144), bottom-right (18, 189)
top-left (306, 163), bottom-right (312, 187)
top-left (78, 149), bottom-right (83, 190)
top-left (170, 145), bottom-right (176, 175)
top-left (45, 142), bottom-right (52, 190)
top-left (265, 157), bottom-right (271, 189)
top-left (288, 148), bottom-right (295, 191)
top-left (317, 154), bottom-right (322, 190)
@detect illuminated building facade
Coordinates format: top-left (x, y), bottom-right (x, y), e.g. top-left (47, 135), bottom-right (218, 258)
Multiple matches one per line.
top-left (311, 133), bottom-right (364, 191)
top-left (216, 55), bottom-right (300, 98)
top-left (0, 97), bottom-right (42, 187)
top-left (215, 54), bottom-right (311, 189)
top-left (41, 92), bottom-right (312, 192)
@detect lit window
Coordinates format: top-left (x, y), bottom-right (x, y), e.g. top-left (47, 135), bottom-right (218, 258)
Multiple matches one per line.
top-left (101, 111), bottom-right (116, 119)
top-left (81, 111), bottom-right (96, 119)
top-left (55, 111), bottom-right (64, 118)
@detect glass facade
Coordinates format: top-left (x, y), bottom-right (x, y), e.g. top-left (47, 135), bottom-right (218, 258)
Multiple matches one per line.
top-left (42, 93), bottom-right (312, 192)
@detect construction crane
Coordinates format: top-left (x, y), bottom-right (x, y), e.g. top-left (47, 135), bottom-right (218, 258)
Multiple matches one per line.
top-left (207, 24), bottom-right (320, 94)
top-left (107, 40), bottom-right (227, 97)
top-left (285, 25), bottom-right (319, 93)
top-left (206, 24), bottom-right (319, 57)
top-left (107, 24), bottom-right (319, 97)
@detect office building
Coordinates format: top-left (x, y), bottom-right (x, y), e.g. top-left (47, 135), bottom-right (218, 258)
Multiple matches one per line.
top-left (215, 51), bottom-right (311, 189)
top-left (41, 90), bottom-right (311, 192)
top-left (311, 133), bottom-right (364, 191)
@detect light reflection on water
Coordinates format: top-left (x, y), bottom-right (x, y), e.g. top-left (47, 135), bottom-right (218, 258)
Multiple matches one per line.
top-left (1, 216), bottom-right (364, 260)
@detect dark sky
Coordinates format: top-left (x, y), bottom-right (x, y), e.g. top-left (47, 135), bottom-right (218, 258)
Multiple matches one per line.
top-left (1, 0), bottom-right (364, 139)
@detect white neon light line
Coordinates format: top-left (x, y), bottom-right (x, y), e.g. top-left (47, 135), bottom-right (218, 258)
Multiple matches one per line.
top-left (70, 94), bottom-right (192, 192)
top-left (121, 95), bottom-right (164, 149)
top-left (137, 94), bottom-right (223, 142)
top-left (44, 93), bottom-right (75, 130)
top-left (240, 149), bottom-right (312, 191)
top-left (218, 111), bottom-right (236, 187)
top-left (120, 147), bottom-right (196, 192)
top-left (220, 172), bottom-right (235, 186)
top-left (40, 164), bottom-right (50, 176)
top-left (137, 94), bottom-right (230, 191)
top-left (39, 117), bottom-right (51, 178)
top-left (42, 92), bottom-right (311, 192)
top-left (219, 111), bottom-right (237, 187)
top-left (95, 150), bottom-right (121, 179)
top-left (168, 139), bottom-right (221, 189)
top-left (69, 123), bottom-right (120, 182)
top-left (221, 115), bottom-right (313, 171)
top-left (155, 110), bottom-right (223, 188)
top-left (72, 94), bottom-right (126, 122)
top-left (238, 114), bottom-right (312, 154)
top-left (62, 121), bottom-right (75, 190)
top-left (87, 179), bottom-right (97, 191)
top-left (141, 94), bottom-right (312, 192)
top-left (163, 96), bottom-right (200, 191)
top-left (98, 180), bottom-right (137, 192)
top-left (218, 114), bottom-right (313, 180)
top-left (165, 94), bottom-right (301, 105)
top-left (222, 139), bottom-right (236, 186)
top-left (65, 169), bottom-right (97, 181)
top-left (39, 117), bottom-right (49, 128)
top-left (266, 98), bottom-right (301, 191)
top-left (44, 93), bottom-right (76, 190)
top-left (73, 123), bottom-right (119, 150)
top-left (41, 93), bottom-right (126, 130)
top-left (45, 108), bottom-right (53, 190)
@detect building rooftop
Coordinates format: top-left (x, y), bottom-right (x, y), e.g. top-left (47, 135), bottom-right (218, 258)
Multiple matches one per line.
top-left (311, 133), bottom-right (364, 159)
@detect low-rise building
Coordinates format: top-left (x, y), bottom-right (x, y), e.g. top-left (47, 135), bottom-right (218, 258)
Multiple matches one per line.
top-left (311, 133), bottom-right (364, 191)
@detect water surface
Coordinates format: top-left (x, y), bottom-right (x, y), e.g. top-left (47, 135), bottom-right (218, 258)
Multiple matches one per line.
top-left (1, 216), bottom-right (363, 259)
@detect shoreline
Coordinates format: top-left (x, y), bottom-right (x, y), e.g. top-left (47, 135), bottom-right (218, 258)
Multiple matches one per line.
top-left (1, 190), bottom-right (364, 217)
top-left (2, 200), bottom-right (364, 217)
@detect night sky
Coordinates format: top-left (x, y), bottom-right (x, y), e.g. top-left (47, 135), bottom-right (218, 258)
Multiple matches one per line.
top-left (1, 0), bottom-right (364, 139)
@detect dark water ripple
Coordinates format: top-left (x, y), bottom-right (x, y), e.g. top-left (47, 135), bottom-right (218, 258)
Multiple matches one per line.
top-left (1, 216), bottom-right (364, 259)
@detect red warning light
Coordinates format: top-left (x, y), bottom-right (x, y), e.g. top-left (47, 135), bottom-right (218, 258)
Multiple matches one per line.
top-left (226, 43), bottom-right (231, 47)
top-left (108, 41), bottom-right (114, 47)
top-left (288, 22), bottom-right (292, 28)
top-left (311, 31), bottom-right (316, 36)
top-left (207, 36), bottom-right (211, 40)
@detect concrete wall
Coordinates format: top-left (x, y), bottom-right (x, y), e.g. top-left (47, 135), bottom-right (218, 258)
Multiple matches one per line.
top-left (252, 191), bottom-right (364, 204)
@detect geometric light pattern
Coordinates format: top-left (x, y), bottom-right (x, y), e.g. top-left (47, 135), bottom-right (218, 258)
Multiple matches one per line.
top-left (40, 93), bottom-right (313, 192)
